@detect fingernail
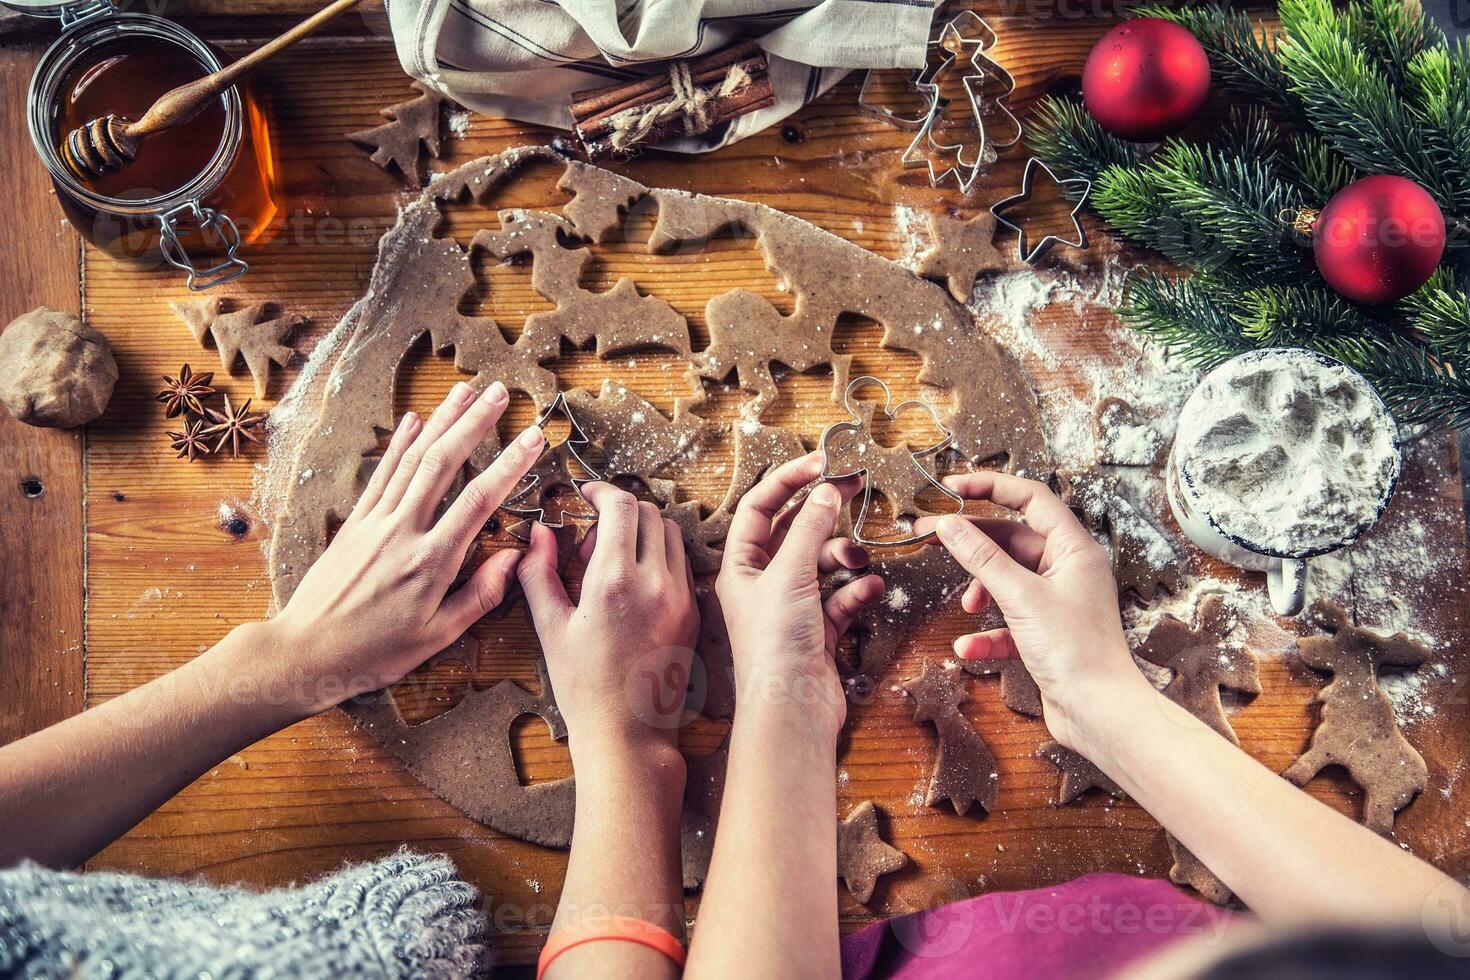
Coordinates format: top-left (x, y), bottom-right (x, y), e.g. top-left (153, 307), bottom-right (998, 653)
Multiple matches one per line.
top-left (399, 412), bottom-right (420, 433)
top-left (938, 516), bottom-right (969, 544)
top-left (517, 424), bottom-right (544, 449)
top-left (812, 483), bottom-right (840, 508)
top-left (484, 381), bottom-right (507, 403)
top-left (451, 382), bottom-right (474, 404)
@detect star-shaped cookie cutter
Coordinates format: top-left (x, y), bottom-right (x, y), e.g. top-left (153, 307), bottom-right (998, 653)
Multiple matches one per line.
top-left (989, 157), bottom-right (1093, 263)
top-left (858, 10), bottom-right (1021, 194)
top-left (819, 375), bottom-right (965, 547)
top-left (501, 392), bottom-right (603, 540)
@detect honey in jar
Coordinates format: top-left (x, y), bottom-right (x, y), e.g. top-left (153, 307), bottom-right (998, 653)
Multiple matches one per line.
top-left (25, 7), bottom-right (282, 288)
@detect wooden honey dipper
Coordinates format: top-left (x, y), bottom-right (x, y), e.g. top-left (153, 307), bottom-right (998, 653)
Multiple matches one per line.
top-left (62, 0), bottom-right (364, 181)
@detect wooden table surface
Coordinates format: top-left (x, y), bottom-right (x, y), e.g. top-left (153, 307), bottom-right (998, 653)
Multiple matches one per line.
top-left (3, 1), bottom-right (1469, 969)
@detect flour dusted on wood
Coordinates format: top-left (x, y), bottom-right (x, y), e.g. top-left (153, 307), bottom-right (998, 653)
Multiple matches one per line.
top-left (1173, 350), bottom-right (1400, 555)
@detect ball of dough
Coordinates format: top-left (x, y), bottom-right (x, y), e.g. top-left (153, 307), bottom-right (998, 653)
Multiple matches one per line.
top-left (0, 307), bottom-right (118, 428)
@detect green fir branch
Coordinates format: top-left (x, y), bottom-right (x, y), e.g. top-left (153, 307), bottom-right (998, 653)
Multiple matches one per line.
top-left (1280, 132), bottom-right (1356, 201)
top-left (1138, 3), bottom-right (1303, 123)
top-left (1278, 0), bottom-right (1461, 219)
top-left (1405, 42), bottom-right (1470, 223)
top-left (1119, 271), bottom-right (1253, 367)
top-left (1218, 106), bottom-right (1279, 163)
top-left (1334, 334), bottom-right (1470, 429)
top-left (1232, 283), bottom-right (1388, 347)
top-left (1093, 140), bottom-right (1308, 276)
top-left (1026, 96), bottom-right (1139, 187)
top-left (1357, 0), bottom-right (1445, 88)
top-left (1402, 266), bottom-right (1470, 354)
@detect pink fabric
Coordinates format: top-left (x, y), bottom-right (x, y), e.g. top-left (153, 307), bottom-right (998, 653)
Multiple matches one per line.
top-left (841, 873), bottom-right (1234, 980)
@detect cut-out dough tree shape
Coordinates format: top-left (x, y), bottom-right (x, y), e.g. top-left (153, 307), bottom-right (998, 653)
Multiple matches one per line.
top-left (848, 545), bottom-right (974, 701)
top-left (266, 146), bottom-right (1046, 867)
top-left (171, 298), bottom-right (302, 399)
top-left (348, 82), bottom-right (447, 185)
top-left (1283, 602), bottom-right (1429, 834)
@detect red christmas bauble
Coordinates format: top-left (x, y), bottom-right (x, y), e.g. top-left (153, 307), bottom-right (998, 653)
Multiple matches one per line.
top-left (1313, 175), bottom-right (1445, 305)
top-left (1082, 18), bottom-right (1211, 142)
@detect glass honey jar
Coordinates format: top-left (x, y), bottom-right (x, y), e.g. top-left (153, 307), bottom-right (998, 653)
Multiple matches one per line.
top-left (10, 0), bottom-right (282, 289)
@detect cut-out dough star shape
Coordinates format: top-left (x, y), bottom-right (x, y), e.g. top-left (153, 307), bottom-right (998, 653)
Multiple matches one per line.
top-left (171, 298), bottom-right (302, 399)
top-left (901, 657), bottom-right (999, 816)
top-left (914, 211), bottom-right (1008, 303)
top-left (837, 801), bottom-right (908, 904)
top-left (1039, 740), bottom-right (1125, 805)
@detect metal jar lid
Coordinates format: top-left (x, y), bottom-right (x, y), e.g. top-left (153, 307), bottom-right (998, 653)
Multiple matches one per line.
top-left (17, 0), bottom-right (249, 288)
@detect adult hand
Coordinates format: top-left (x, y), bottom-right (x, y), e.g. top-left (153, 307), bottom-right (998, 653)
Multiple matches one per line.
top-left (517, 483), bottom-right (700, 757)
top-left (919, 471), bottom-right (1151, 754)
top-left (716, 451), bottom-right (882, 737)
top-left (267, 381), bottom-right (545, 712)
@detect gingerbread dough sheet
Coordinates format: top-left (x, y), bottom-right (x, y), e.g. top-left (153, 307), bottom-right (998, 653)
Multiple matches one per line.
top-left (266, 146), bottom-right (1047, 857)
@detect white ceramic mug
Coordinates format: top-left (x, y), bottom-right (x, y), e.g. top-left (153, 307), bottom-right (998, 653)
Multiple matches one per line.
top-left (1165, 349), bottom-right (1402, 616)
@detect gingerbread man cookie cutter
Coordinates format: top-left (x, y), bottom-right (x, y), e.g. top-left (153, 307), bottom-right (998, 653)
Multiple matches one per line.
top-left (819, 375), bottom-right (965, 547)
top-left (502, 392), bottom-right (603, 539)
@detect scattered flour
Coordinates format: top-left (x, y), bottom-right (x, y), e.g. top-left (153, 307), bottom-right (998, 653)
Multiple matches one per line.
top-left (1172, 349), bottom-right (1400, 554)
top-left (446, 108), bottom-right (472, 139)
top-left (968, 264), bottom-right (1197, 469)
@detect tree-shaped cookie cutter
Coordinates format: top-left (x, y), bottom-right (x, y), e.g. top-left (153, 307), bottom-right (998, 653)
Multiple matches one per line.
top-left (819, 376), bottom-right (965, 547)
top-left (858, 10), bottom-right (1021, 194)
top-left (501, 392), bottom-right (603, 539)
top-left (989, 157), bottom-right (1093, 263)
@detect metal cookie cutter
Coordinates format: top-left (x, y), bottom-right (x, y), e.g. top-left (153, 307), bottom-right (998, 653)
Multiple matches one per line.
top-left (818, 376), bottom-right (965, 547)
top-left (501, 392), bottom-right (603, 540)
top-left (903, 13), bottom-right (1022, 194)
top-left (858, 10), bottom-right (1020, 194)
top-left (989, 157), bottom-right (1093, 263)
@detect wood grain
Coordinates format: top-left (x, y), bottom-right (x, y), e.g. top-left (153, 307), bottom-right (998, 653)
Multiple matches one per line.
top-left (0, 2), bottom-right (1463, 969)
top-left (0, 46), bottom-right (85, 747)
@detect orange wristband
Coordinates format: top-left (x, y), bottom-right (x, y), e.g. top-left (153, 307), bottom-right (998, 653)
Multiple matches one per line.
top-left (537, 916), bottom-right (686, 979)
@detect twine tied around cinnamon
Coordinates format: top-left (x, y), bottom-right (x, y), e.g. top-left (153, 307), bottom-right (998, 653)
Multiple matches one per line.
top-left (603, 59), bottom-right (753, 152)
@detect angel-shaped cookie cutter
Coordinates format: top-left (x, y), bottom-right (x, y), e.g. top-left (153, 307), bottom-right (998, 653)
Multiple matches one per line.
top-left (858, 10), bottom-right (1021, 194)
top-left (818, 376), bottom-right (965, 547)
top-left (989, 157), bottom-right (1093, 263)
top-left (501, 392), bottom-right (603, 540)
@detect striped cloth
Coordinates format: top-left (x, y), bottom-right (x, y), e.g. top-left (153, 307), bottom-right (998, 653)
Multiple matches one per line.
top-left (384, 0), bottom-right (939, 152)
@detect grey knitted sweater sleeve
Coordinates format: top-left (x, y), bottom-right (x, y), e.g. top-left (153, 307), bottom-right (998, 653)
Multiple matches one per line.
top-left (0, 850), bottom-right (489, 978)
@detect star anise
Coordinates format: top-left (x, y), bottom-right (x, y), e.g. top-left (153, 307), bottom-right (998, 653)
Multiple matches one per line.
top-left (167, 419), bottom-right (212, 462)
top-left (202, 394), bottom-right (267, 458)
top-left (157, 363), bottom-right (216, 418)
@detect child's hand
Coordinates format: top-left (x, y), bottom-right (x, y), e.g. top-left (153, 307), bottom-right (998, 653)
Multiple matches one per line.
top-left (517, 483), bottom-right (700, 760)
top-left (266, 382), bottom-right (545, 712)
top-left (717, 452), bottom-right (882, 737)
top-left (922, 471), bottom-right (1153, 756)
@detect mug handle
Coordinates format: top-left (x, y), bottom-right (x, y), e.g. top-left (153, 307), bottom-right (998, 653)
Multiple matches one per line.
top-left (1267, 558), bottom-right (1309, 616)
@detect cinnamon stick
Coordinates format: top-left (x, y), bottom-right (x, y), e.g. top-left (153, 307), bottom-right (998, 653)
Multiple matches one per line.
top-left (582, 81), bottom-right (775, 159)
top-left (568, 40), bottom-right (761, 121)
top-left (576, 56), bottom-right (768, 140)
top-left (568, 39), bottom-right (774, 157)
